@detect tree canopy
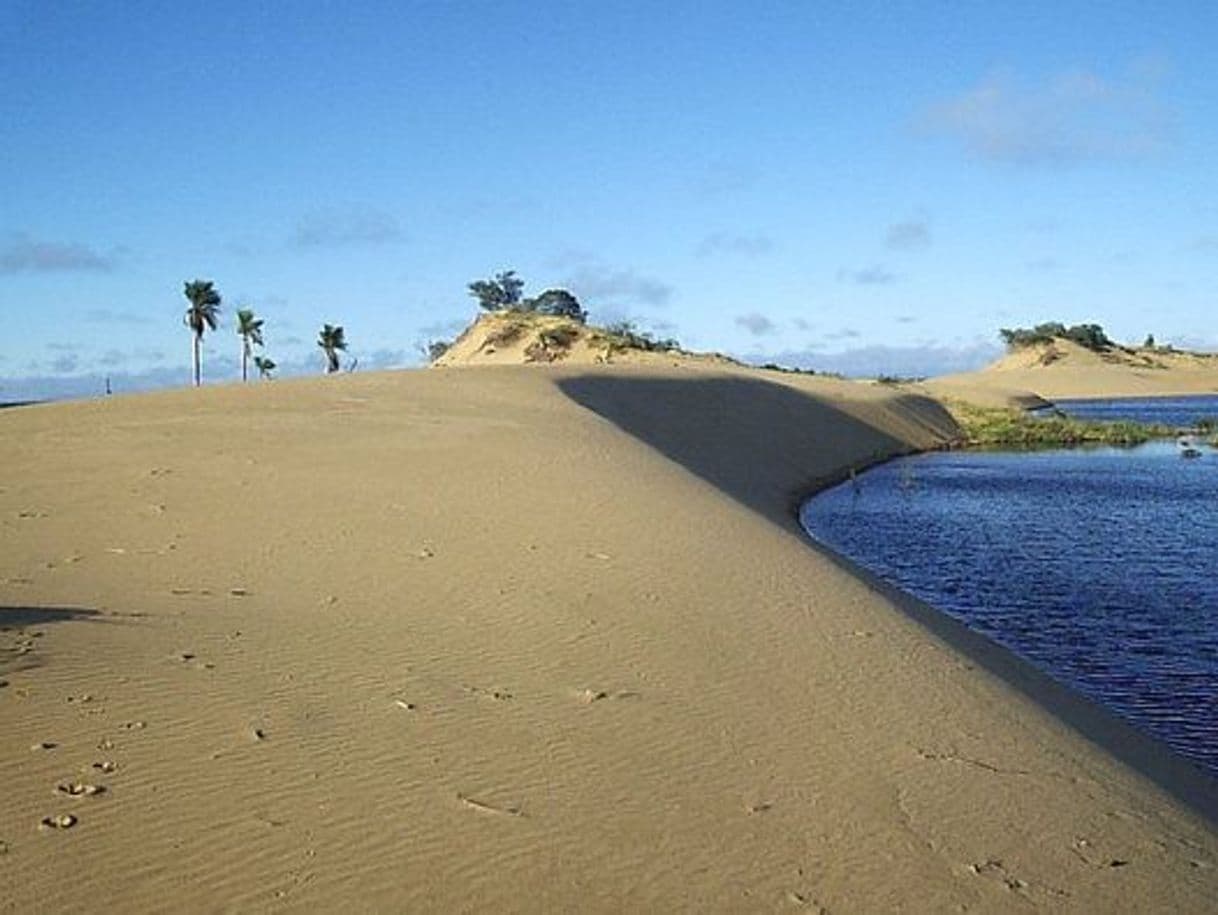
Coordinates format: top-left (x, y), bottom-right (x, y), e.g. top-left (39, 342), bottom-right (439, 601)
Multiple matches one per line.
top-left (466, 270), bottom-right (588, 324)
top-left (468, 270), bottom-right (525, 311)
top-left (999, 322), bottom-right (1113, 352)
top-left (318, 323), bottom-right (348, 373)
top-left (530, 288), bottom-right (587, 323)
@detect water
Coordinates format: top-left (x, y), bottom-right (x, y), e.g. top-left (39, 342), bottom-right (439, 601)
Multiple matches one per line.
top-left (800, 407), bottom-right (1218, 775)
top-left (1051, 394), bottom-right (1218, 428)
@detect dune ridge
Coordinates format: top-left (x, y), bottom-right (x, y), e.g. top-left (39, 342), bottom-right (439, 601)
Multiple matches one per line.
top-left (1, 365), bottom-right (1215, 911)
top-left (929, 338), bottom-right (1218, 404)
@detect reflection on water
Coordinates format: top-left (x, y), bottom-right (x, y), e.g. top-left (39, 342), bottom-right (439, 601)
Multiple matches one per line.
top-left (801, 439), bottom-right (1218, 776)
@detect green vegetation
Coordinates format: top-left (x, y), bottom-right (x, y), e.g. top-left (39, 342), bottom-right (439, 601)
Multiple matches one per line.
top-left (253, 355), bottom-right (276, 379)
top-left (467, 270), bottom-right (588, 323)
top-left (525, 325), bottom-right (581, 362)
top-left (595, 320), bottom-right (681, 354)
top-left (183, 280), bottom-right (221, 387)
top-left (318, 324), bottom-right (348, 374)
top-left (426, 340), bottom-right (451, 362)
top-left (758, 363), bottom-right (817, 376)
top-left (949, 401), bottom-right (1173, 447)
top-left (235, 308), bottom-right (265, 382)
top-left (999, 322), bottom-right (1113, 352)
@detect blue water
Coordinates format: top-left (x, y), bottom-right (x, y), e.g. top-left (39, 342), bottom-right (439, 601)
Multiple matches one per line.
top-left (800, 404), bottom-right (1218, 775)
top-left (1052, 394), bottom-right (1218, 428)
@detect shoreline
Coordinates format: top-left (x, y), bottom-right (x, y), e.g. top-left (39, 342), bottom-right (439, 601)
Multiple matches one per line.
top-left (797, 449), bottom-right (1218, 803)
top-left (2, 365), bottom-right (1215, 910)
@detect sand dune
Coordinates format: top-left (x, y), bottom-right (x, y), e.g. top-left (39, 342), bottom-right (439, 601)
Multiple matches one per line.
top-left (929, 338), bottom-right (1218, 403)
top-left (1, 365), bottom-right (1215, 911)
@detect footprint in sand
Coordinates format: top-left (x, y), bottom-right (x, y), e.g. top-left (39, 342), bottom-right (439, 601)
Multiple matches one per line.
top-left (572, 688), bottom-right (640, 704)
top-left (30, 741), bottom-right (57, 752)
top-left (456, 793), bottom-right (524, 817)
top-left (38, 818), bottom-right (77, 833)
top-left (466, 685), bottom-right (513, 702)
top-left (92, 761), bottom-right (117, 774)
top-left (121, 720), bottom-right (147, 731)
top-left (56, 782), bottom-right (105, 797)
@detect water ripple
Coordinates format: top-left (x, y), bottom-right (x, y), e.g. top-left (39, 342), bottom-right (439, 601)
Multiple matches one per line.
top-left (801, 437), bottom-right (1218, 776)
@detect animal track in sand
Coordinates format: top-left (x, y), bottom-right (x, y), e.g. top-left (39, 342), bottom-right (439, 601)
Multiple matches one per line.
top-left (456, 793), bottom-right (524, 817)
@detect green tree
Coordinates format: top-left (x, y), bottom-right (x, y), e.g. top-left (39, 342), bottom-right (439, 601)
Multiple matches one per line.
top-left (529, 288), bottom-right (587, 323)
top-left (468, 270), bottom-right (525, 311)
top-left (253, 355), bottom-right (277, 379)
top-left (235, 308), bottom-right (265, 382)
top-left (318, 324), bottom-right (347, 373)
top-left (183, 280), bottom-right (222, 387)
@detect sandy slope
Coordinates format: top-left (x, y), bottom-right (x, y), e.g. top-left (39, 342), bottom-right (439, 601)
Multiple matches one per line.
top-left (1, 365), bottom-right (1214, 912)
top-left (929, 339), bottom-right (1218, 403)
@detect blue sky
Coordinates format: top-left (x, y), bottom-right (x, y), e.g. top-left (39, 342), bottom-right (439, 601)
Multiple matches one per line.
top-left (2, 1), bottom-right (1216, 399)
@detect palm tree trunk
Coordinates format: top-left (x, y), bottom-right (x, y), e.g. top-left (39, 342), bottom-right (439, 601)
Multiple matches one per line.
top-left (241, 340), bottom-right (248, 382)
top-left (192, 333), bottom-right (201, 387)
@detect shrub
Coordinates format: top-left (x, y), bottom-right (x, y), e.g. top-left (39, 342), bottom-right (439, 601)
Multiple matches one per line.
top-left (999, 322), bottom-right (1113, 352)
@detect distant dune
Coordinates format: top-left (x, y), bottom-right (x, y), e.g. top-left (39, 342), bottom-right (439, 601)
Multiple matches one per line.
top-left (433, 311), bottom-right (738, 369)
top-left (927, 338), bottom-right (1218, 403)
top-left (2, 358), bottom-right (1216, 910)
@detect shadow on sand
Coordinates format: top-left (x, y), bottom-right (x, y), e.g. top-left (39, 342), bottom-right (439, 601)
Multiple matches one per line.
top-left (1, 605), bottom-right (103, 678)
top-left (558, 373), bottom-right (1218, 824)
top-left (558, 373), bottom-right (953, 526)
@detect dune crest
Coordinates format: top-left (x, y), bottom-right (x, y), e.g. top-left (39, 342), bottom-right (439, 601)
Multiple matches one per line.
top-left (930, 337), bottom-right (1218, 401)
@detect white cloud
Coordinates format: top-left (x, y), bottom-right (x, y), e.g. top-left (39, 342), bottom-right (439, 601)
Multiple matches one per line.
top-left (0, 234), bottom-right (116, 273)
top-left (294, 206), bottom-right (403, 247)
top-left (696, 233), bottom-right (774, 258)
top-left (885, 221), bottom-right (931, 250)
top-left (920, 67), bottom-right (1169, 165)
top-left (837, 265), bottom-right (896, 285)
top-left (734, 313), bottom-right (776, 336)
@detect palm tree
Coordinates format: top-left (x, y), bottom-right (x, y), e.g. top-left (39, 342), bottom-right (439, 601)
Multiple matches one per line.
top-left (318, 324), bottom-right (347, 373)
top-left (183, 280), bottom-right (221, 387)
top-left (235, 308), bottom-right (265, 382)
top-left (253, 355), bottom-right (277, 379)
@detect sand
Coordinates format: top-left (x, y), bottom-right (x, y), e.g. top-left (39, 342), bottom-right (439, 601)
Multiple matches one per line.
top-left (1, 364), bottom-right (1215, 912)
top-left (929, 339), bottom-right (1218, 403)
